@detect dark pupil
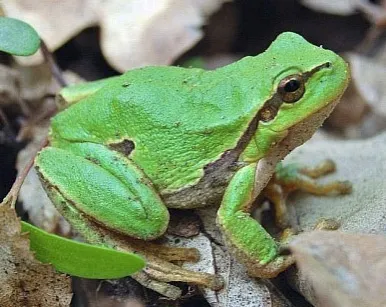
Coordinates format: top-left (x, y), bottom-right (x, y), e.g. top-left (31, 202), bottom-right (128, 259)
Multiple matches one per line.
top-left (284, 79), bottom-right (300, 92)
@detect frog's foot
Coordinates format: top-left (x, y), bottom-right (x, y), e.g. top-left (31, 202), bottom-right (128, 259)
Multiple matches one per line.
top-left (125, 238), bottom-right (200, 262)
top-left (297, 159), bottom-right (336, 178)
top-left (53, 191), bottom-right (224, 298)
top-left (116, 241), bottom-right (224, 293)
top-left (239, 226), bottom-right (297, 278)
top-left (95, 227), bottom-right (223, 291)
top-left (243, 254), bottom-right (295, 278)
top-left (266, 160), bottom-right (352, 228)
top-left (274, 159), bottom-right (352, 195)
top-left (143, 254), bottom-right (224, 290)
top-left (131, 255), bottom-right (224, 300)
top-left (101, 235), bottom-right (224, 296)
top-left (37, 144), bottom-right (223, 297)
top-left (123, 240), bottom-right (223, 290)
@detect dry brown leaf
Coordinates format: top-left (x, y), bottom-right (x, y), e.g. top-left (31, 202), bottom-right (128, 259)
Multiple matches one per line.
top-left (3, 0), bottom-right (230, 72)
top-left (347, 53), bottom-right (386, 117)
top-left (0, 205), bottom-right (72, 306)
top-left (327, 53), bottom-right (386, 137)
top-left (0, 64), bottom-right (20, 108)
top-left (16, 63), bottom-right (57, 104)
top-left (301, 0), bottom-right (386, 27)
top-left (287, 131), bottom-right (386, 236)
top-left (283, 131), bottom-right (386, 304)
top-left (300, 0), bottom-right (360, 15)
top-left (290, 231), bottom-right (386, 307)
top-left (100, 0), bottom-right (230, 71)
top-left (193, 206), bottom-right (294, 307)
top-left (2, 0), bottom-right (97, 66)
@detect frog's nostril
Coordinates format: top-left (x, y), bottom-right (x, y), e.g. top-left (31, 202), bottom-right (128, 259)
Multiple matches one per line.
top-left (326, 61), bottom-right (332, 68)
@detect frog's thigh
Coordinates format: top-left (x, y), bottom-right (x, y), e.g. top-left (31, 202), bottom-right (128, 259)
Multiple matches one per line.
top-left (217, 163), bottom-right (294, 278)
top-left (36, 145), bottom-right (169, 240)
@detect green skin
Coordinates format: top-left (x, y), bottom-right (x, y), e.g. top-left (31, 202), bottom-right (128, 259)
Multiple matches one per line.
top-left (35, 32), bottom-right (349, 277)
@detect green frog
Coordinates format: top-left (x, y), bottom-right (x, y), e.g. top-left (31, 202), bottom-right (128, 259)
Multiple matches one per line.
top-left (35, 32), bottom-right (350, 285)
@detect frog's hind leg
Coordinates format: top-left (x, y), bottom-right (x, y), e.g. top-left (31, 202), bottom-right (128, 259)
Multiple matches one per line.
top-left (37, 144), bottom-right (223, 295)
top-left (266, 159), bottom-right (352, 228)
top-left (36, 143), bottom-right (170, 241)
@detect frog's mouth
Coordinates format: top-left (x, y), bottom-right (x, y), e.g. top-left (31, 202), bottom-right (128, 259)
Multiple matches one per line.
top-left (270, 93), bottom-right (341, 143)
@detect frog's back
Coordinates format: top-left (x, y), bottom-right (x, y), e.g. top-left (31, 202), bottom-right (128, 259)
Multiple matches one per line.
top-left (51, 32), bottom-right (341, 192)
top-left (51, 65), bottom-right (265, 192)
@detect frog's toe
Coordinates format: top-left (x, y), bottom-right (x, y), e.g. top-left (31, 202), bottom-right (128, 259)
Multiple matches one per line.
top-left (299, 159), bottom-right (336, 178)
top-left (129, 240), bottom-right (200, 262)
top-left (313, 218), bottom-right (340, 230)
top-left (336, 180), bottom-right (352, 194)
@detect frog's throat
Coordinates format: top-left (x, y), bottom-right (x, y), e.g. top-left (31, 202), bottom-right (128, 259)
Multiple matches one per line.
top-left (251, 95), bottom-right (342, 199)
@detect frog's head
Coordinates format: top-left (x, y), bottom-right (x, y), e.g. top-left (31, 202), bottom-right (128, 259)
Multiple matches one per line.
top-left (240, 32), bottom-right (349, 161)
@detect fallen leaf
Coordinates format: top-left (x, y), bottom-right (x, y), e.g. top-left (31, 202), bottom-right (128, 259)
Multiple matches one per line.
top-left (0, 205), bottom-right (72, 306)
top-left (300, 0), bottom-right (360, 15)
top-left (286, 131), bottom-right (386, 234)
top-left (290, 231), bottom-right (386, 307)
top-left (301, 0), bottom-right (386, 27)
top-left (325, 76), bottom-right (368, 132)
top-left (326, 53), bottom-right (386, 137)
top-left (283, 131), bottom-right (386, 304)
top-left (0, 64), bottom-right (20, 108)
top-left (347, 52), bottom-right (386, 117)
top-left (3, 0), bottom-right (230, 72)
top-left (194, 206), bottom-right (294, 307)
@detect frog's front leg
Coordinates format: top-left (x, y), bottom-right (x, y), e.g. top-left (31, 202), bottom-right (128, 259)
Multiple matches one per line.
top-left (36, 142), bottom-right (170, 240)
top-left (217, 163), bottom-right (294, 278)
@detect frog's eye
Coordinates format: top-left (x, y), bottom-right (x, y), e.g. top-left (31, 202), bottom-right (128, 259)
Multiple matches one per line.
top-left (277, 74), bottom-right (305, 103)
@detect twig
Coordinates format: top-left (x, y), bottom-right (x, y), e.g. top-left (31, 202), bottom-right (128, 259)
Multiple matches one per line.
top-left (1, 37), bottom-right (68, 208)
top-left (1, 138), bottom-right (47, 208)
top-left (40, 39), bottom-right (67, 88)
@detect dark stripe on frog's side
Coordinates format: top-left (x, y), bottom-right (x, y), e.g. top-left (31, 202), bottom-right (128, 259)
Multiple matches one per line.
top-left (160, 96), bottom-right (282, 209)
top-left (162, 63), bottom-right (330, 209)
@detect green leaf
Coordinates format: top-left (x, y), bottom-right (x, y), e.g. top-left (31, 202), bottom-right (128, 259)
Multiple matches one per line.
top-left (0, 17), bottom-right (40, 56)
top-left (21, 221), bottom-right (145, 279)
